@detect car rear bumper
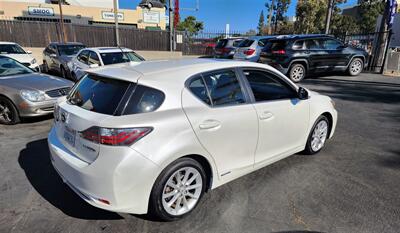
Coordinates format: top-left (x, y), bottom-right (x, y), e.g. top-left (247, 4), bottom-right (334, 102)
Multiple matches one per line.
top-left (48, 126), bottom-right (160, 214)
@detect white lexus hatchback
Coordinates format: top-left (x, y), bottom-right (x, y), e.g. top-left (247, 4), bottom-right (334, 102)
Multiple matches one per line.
top-left (48, 59), bottom-right (337, 221)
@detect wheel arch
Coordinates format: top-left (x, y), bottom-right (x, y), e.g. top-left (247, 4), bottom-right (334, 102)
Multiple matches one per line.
top-left (0, 94), bottom-right (19, 114)
top-left (289, 59), bottom-right (309, 72)
top-left (181, 154), bottom-right (213, 191)
top-left (321, 111), bottom-right (333, 139)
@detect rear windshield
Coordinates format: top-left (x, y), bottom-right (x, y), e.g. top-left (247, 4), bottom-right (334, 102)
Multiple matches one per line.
top-left (100, 52), bottom-right (144, 65)
top-left (68, 75), bottom-right (130, 115)
top-left (57, 45), bottom-right (86, 56)
top-left (215, 39), bottom-right (228, 48)
top-left (68, 74), bottom-right (164, 115)
top-left (238, 39), bottom-right (255, 47)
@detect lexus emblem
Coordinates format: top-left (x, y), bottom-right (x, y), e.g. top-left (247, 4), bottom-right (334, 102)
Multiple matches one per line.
top-left (61, 112), bottom-right (67, 122)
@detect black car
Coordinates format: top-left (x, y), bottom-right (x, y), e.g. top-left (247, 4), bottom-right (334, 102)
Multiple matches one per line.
top-left (260, 35), bottom-right (369, 82)
top-left (42, 42), bottom-right (86, 79)
top-left (214, 37), bottom-right (244, 59)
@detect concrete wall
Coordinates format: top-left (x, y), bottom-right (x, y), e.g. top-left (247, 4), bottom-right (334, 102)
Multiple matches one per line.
top-left (25, 47), bottom-right (183, 63)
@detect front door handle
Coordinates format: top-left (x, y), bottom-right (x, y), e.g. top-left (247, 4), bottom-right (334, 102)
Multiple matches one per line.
top-left (259, 111), bottom-right (274, 120)
top-left (199, 120), bottom-right (221, 130)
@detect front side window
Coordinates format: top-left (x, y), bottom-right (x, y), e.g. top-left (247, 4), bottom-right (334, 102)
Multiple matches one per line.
top-left (88, 51), bottom-right (100, 65)
top-left (77, 50), bottom-right (89, 64)
top-left (0, 57), bottom-right (34, 77)
top-left (242, 69), bottom-right (297, 101)
top-left (0, 44), bottom-right (26, 54)
top-left (321, 39), bottom-right (343, 50)
top-left (100, 52), bottom-right (144, 65)
top-left (202, 70), bottom-right (245, 106)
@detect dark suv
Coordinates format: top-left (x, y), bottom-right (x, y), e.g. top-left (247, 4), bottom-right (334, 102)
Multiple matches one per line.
top-left (214, 37), bottom-right (244, 59)
top-left (260, 35), bottom-right (369, 82)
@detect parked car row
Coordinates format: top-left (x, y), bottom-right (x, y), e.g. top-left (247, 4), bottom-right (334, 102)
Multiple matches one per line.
top-left (215, 34), bottom-right (369, 83)
top-left (42, 42), bottom-right (145, 81)
top-left (0, 41), bottom-right (145, 125)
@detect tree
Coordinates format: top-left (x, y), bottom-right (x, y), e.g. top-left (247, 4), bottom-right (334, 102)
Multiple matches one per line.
top-left (245, 29), bottom-right (257, 36)
top-left (359, 0), bottom-right (385, 32)
top-left (176, 16), bottom-right (204, 35)
top-left (265, 0), bottom-right (291, 34)
top-left (258, 10), bottom-right (265, 35)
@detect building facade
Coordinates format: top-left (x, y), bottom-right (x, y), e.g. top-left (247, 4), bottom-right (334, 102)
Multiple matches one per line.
top-left (0, 0), bottom-right (166, 30)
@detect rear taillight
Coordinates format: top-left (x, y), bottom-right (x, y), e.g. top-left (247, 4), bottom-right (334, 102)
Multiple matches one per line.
top-left (222, 48), bottom-right (231, 53)
top-left (244, 49), bottom-right (256, 56)
top-left (80, 126), bottom-right (152, 146)
top-left (272, 49), bottom-right (286, 55)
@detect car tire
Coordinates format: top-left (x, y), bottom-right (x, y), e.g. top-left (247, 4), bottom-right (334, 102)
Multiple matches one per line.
top-left (304, 115), bottom-right (330, 155)
top-left (347, 58), bottom-right (363, 76)
top-left (42, 61), bottom-right (49, 73)
top-left (149, 157), bottom-right (207, 221)
top-left (289, 63), bottom-right (306, 83)
top-left (0, 96), bottom-right (20, 125)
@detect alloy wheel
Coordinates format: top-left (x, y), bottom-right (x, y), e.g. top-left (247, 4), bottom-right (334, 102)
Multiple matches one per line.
top-left (350, 59), bottom-right (362, 75)
top-left (311, 120), bottom-right (328, 152)
top-left (0, 101), bottom-right (13, 123)
top-left (161, 167), bottom-right (203, 216)
top-left (291, 66), bottom-right (305, 82)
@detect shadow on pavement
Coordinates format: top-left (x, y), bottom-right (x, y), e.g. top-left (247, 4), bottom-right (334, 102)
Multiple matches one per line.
top-left (18, 138), bottom-right (123, 220)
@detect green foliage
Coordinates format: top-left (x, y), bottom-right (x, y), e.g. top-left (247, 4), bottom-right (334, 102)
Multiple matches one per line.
top-left (331, 14), bottom-right (360, 34)
top-left (176, 16), bottom-right (204, 36)
top-left (359, 0), bottom-right (385, 32)
top-left (258, 10), bottom-right (265, 35)
top-left (265, 0), bottom-right (291, 34)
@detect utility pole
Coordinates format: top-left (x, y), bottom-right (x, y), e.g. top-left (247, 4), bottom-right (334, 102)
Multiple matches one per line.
top-left (325, 0), bottom-right (334, 34)
top-left (169, 0), bottom-right (174, 51)
top-left (58, 0), bottom-right (65, 43)
top-left (113, 0), bottom-right (120, 46)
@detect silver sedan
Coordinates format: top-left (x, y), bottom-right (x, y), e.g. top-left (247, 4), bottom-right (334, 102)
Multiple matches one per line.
top-left (0, 56), bottom-right (73, 124)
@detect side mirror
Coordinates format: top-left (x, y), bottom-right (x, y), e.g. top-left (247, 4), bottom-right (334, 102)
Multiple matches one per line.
top-left (89, 64), bottom-right (99, 68)
top-left (298, 87), bottom-right (309, 100)
top-left (26, 50), bottom-right (32, 54)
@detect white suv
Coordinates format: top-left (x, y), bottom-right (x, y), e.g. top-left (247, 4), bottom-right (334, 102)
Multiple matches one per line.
top-left (48, 59), bottom-right (337, 221)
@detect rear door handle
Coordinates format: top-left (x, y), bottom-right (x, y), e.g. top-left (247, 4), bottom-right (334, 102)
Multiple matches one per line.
top-left (199, 120), bottom-right (221, 130)
top-left (259, 111), bottom-right (274, 120)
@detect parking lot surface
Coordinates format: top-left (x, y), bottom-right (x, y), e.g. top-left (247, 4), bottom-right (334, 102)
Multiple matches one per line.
top-left (0, 72), bottom-right (399, 233)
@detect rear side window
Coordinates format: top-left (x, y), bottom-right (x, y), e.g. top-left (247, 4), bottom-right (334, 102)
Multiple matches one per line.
top-left (232, 40), bottom-right (243, 47)
top-left (292, 40), bottom-right (305, 50)
top-left (68, 75), bottom-right (130, 115)
top-left (238, 39), bottom-right (255, 47)
top-left (204, 70), bottom-right (245, 106)
top-left (216, 39), bottom-right (228, 48)
top-left (305, 39), bottom-right (321, 49)
top-left (123, 85), bottom-right (165, 115)
top-left (188, 77), bottom-right (211, 105)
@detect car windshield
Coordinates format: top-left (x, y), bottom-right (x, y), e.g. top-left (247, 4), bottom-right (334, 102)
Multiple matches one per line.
top-left (0, 44), bottom-right (26, 54)
top-left (238, 39), bottom-right (255, 47)
top-left (0, 57), bottom-right (34, 77)
top-left (57, 45), bottom-right (86, 56)
top-left (100, 52), bottom-right (144, 65)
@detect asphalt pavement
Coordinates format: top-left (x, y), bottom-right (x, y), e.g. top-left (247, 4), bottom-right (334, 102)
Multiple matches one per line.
top-left (0, 72), bottom-right (399, 233)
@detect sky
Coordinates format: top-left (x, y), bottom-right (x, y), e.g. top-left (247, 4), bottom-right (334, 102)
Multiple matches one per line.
top-left (119, 0), bottom-right (358, 32)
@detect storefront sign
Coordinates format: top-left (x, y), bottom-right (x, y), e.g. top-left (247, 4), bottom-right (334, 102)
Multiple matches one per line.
top-left (28, 7), bottom-right (54, 16)
top-left (102, 11), bottom-right (124, 21)
top-left (143, 11), bottom-right (160, 24)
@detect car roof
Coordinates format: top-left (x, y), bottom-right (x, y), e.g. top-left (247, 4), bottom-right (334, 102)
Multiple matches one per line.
top-left (272, 34), bottom-right (334, 41)
top-left (84, 47), bottom-right (134, 53)
top-left (87, 58), bottom-right (277, 85)
top-left (0, 42), bottom-right (19, 45)
top-left (248, 35), bottom-right (276, 40)
top-left (49, 42), bottom-right (85, 46)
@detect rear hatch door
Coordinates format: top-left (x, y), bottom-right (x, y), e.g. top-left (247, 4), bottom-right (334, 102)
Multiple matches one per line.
top-left (55, 73), bottom-right (136, 163)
